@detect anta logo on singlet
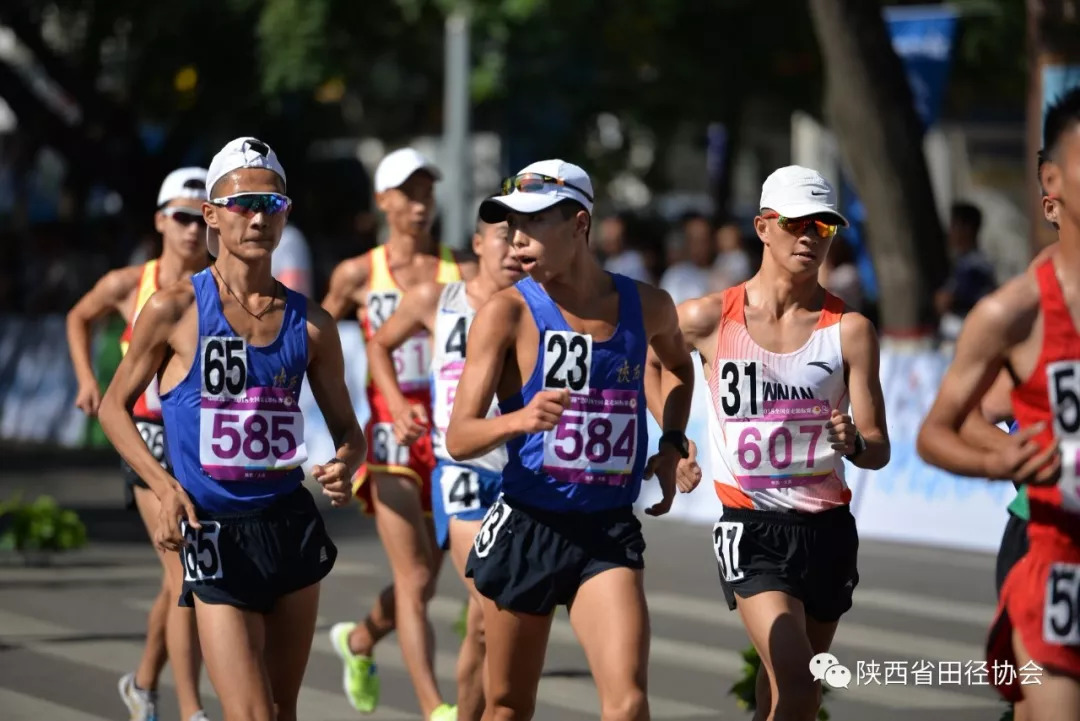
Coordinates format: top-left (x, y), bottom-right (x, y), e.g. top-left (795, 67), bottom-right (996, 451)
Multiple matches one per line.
top-left (763, 382), bottom-right (815, 401)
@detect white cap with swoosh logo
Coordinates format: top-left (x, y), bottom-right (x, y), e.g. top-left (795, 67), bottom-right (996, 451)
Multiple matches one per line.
top-left (759, 165), bottom-right (849, 227)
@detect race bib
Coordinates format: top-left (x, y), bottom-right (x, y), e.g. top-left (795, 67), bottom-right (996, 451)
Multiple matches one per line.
top-left (441, 465), bottom-right (481, 514)
top-left (181, 520), bottom-right (223, 582)
top-left (198, 335), bottom-right (307, 481)
top-left (540, 331), bottom-right (639, 485)
top-left (1044, 562), bottom-right (1080, 645)
top-left (713, 521), bottom-right (746, 582)
top-left (433, 360), bottom-right (464, 432)
top-left (473, 497), bottom-right (511, 558)
top-left (370, 422), bottom-right (410, 467)
top-left (1047, 362), bottom-right (1080, 514)
top-left (136, 420), bottom-right (167, 467)
top-left (394, 336), bottom-right (432, 392)
top-left (714, 359), bottom-right (764, 419)
top-left (368, 290), bottom-right (430, 392)
top-left (543, 389), bottom-right (639, 485)
top-left (724, 400), bottom-right (836, 490)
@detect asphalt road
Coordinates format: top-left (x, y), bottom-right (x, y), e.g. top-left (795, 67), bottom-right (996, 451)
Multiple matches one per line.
top-left (0, 465), bottom-right (1014, 721)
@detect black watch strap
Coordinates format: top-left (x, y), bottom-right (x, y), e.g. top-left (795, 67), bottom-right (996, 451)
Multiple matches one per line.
top-left (845, 431), bottom-right (867, 460)
top-left (659, 430), bottom-right (690, 458)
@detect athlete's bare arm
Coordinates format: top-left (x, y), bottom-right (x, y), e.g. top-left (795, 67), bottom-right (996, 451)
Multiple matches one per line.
top-left (638, 284), bottom-right (697, 515)
top-left (306, 301), bottom-right (366, 506)
top-left (639, 284), bottom-right (695, 434)
top-left (368, 280), bottom-right (442, 443)
top-left (99, 284), bottom-right (200, 550)
top-left (322, 254), bottom-right (370, 321)
top-left (839, 313), bottom-right (890, 469)
top-left (917, 278), bottom-right (1059, 483)
top-left (643, 294), bottom-right (723, 424)
top-left (445, 290), bottom-right (567, 460)
top-left (66, 265), bottom-right (143, 415)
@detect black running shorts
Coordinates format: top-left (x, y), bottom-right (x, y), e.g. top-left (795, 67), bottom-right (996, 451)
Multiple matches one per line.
top-left (466, 495), bottom-right (645, 616)
top-left (714, 504), bottom-right (859, 623)
top-left (178, 485), bottom-right (337, 613)
top-left (994, 510), bottom-right (1029, 597)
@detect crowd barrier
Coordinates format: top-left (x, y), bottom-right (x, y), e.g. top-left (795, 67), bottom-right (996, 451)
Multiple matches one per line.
top-left (1, 316), bottom-right (1013, 553)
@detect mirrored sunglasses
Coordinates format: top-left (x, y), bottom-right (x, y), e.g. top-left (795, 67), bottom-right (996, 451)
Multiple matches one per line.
top-left (501, 173), bottom-right (593, 202)
top-left (162, 207), bottom-right (206, 227)
top-left (210, 192), bottom-right (292, 216)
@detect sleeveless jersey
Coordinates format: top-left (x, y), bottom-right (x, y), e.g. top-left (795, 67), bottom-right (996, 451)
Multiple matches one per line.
top-left (498, 274), bottom-right (648, 512)
top-left (1010, 258), bottom-right (1080, 548)
top-left (707, 285), bottom-right (850, 513)
top-left (361, 245), bottom-right (460, 395)
top-left (119, 260), bottom-right (163, 422)
top-left (431, 282), bottom-right (506, 472)
top-left (161, 269), bottom-right (309, 513)
top-left (118, 260), bottom-right (168, 466)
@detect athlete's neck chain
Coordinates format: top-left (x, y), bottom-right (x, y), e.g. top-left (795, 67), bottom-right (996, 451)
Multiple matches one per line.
top-left (212, 264), bottom-right (278, 320)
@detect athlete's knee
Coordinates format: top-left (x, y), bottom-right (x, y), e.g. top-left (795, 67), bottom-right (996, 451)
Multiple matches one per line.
top-left (486, 699), bottom-right (535, 721)
top-left (599, 687), bottom-right (648, 721)
top-left (396, 562), bottom-right (436, 605)
top-left (220, 699), bottom-right (274, 721)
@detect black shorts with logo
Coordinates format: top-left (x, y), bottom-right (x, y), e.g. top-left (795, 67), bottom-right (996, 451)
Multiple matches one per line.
top-left (714, 505), bottom-right (858, 623)
top-left (122, 418), bottom-right (170, 510)
top-left (465, 495), bottom-right (645, 616)
top-left (995, 510), bottom-right (1029, 597)
top-left (178, 485), bottom-right (337, 614)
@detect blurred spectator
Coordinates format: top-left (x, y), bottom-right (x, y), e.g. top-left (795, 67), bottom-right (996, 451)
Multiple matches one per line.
top-left (935, 202), bottom-right (996, 340)
top-left (711, 221), bottom-right (753, 291)
top-left (598, 213), bottom-right (652, 283)
top-left (660, 213), bottom-right (714, 305)
top-left (272, 224), bottom-right (314, 297)
top-left (820, 235), bottom-right (863, 311)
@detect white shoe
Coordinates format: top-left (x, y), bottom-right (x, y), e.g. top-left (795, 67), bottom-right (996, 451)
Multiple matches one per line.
top-left (118, 672), bottom-right (158, 721)
top-left (189, 712), bottom-right (211, 721)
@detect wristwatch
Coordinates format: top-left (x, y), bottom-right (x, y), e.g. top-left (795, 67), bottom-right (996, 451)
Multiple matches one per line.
top-left (845, 430), bottom-right (867, 460)
top-left (659, 430), bottom-right (690, 459)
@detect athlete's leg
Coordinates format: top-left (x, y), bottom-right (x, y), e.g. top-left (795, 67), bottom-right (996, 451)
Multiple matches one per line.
top-left (131, 486), bottom-right (170, 691)
top-left (1012, 629), bottom-right (1080, 721)
top-left (751, 613), bottom-right (837, 721)
top-left (372, 472), bottom-right (445, 716)
top-left (449, 517), bottom-right (487, 721)
top-left (349, 584), bottom-right (396, 656)
top-left (265, 584), bottom-right (321, 721)
top-left (192, 598), bottom-right (274, 721)
top-left (480, 595), bottom-right (553, 721)
top-left (737, 591), bottom-right (821, 721)
top-left (569, 567), bottom-right (650, 721)
top-left (135, 485), bottom-right (206, 718)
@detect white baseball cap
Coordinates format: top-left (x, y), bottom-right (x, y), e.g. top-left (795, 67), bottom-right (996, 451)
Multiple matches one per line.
top-left (156, 167), bottom-right (208, 208)
top-left (374, 148), bottom-right (441, 193)
top-left (206, 137), bottom-right (287, 199)
top-left (205, 137), bottom-right (288, 256)
top-left (759, 165), bottom-right (849, 227)
top-left (479, 159), bottom-right (594, 224)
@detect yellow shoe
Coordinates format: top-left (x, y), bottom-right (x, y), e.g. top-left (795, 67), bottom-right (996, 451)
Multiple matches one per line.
top-left (430, 703), bottom-right (457, 721)
top-left (329, 622), bottom-right (379, 713)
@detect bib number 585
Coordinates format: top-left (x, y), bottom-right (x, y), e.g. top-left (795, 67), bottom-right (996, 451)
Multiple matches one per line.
top-left (1045, 562), bottom-right (1080, 645)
